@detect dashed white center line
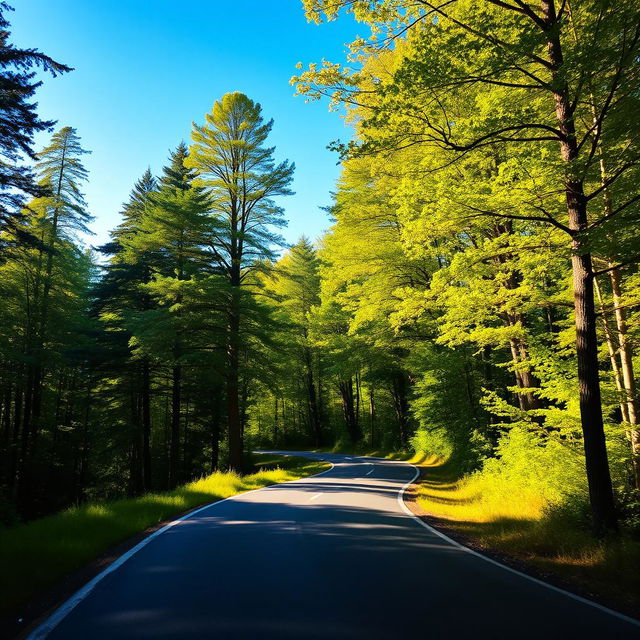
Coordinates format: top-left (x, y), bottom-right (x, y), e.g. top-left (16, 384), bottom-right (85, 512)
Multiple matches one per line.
top-left (365, 468), bottom-right (374, 476)
top-left (309, 493), bottom-right (323, 502)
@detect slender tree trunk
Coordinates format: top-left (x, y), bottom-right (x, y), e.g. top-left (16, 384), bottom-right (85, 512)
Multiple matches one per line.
top-left (1, 383), bottom-right (11, 484)
top-left (369, 385), bottom-right (375, 448)
top-left (304, 348), bottom-right (322, 446)
top-left (391, 372), bottom-right (410, 446)
top-left (273, 395), bottom-right (279, 444)
top-left (211, 412), bottom-right (220, 473)
top-left (182, 399), bottom-right (190, 479)
top-left (8, 386), bottom-right (22, 490)
top-left (608, 269), bottom-right (640, 489)
top-left (462, 351), bottom-right (479, 428)
top-left (338, 378), bottom-right (360, 443)
top-left (168, 364), bottom-right (181, 488)
top-left (226, 288), bottom-right (243, 471)
top-left (74, 388), bottom-right (91, 504)
top-left (141, 359), bottom-right (152, 492)
top-left (355, 371), bottom-right (361, 425)
top-left (594, 279), bottom-right (629, 422)
top-left (542, 0), bottom-right (617, 534)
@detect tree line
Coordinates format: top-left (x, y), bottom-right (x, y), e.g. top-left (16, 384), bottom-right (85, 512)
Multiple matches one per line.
top-left (286, 0), bottom-right (640, 536)
top-left (0, 3), bottom-right (296, 520)
top-left (1, 1), bottom-right (639, 540)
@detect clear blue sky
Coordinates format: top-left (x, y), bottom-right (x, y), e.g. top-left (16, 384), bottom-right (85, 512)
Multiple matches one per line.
top-left (10, 1), bottom-right (360, 248)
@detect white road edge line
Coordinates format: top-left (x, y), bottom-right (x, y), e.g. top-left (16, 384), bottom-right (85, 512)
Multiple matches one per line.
top-left (27, 458), bottom-right (336, 640)
top-left (309, 493), bottom-right (323, 502)
top-left (396, 462), bottom-right (640, 628)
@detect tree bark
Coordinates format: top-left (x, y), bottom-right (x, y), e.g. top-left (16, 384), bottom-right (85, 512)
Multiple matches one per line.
top-left (304, 347), bottom-right (322, 446)
top-left (594, 279), bottom-right (629, 423)
top-left (226, 286), bottom-right (243, 471)
top-left (168, 364), bottom-right (181, 488)
top-left (369, 385), bottom-right (376, 448)
top-left (339, 378), bottom-right (360, 443)
top-left (141, 359), bottom-right (152, 492)
top-left (608, 269), bottom-right (640, 489)
top-left (391, 372), bottom-right (410, 446)
top-left (542, 0), bottom-right (617, 534)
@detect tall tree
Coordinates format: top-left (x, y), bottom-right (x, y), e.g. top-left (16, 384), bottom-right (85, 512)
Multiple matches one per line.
top-left (266, 238), bottom-right (324, 445)
top-left (186, 92), bottom-right (294, 470)
top-left (14, 127), bottom-right (91, 509)
top-left (95, 170), bottom-right (157, 494)
top-left (0, 2), bottom-right (71, 250)
top-left (125, 144), bottom-right (210, 487)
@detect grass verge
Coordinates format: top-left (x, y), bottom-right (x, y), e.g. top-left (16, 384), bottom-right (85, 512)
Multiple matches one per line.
top-left (0, 453), bottom-right (328, 616)
top-left (414, 457), bottom-right (640, 616)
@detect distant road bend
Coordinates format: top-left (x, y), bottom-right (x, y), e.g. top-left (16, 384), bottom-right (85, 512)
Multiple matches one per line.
top-left (30, 451), bottom-right (640, 639)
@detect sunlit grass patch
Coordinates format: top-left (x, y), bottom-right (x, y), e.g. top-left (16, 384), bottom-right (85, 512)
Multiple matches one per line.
top-left (0, 454), bottom-right (329, 616)
top-left (414, 457), bottom-right (640, 612)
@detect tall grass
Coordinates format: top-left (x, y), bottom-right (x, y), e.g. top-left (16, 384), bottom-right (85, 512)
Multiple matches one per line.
top-left (0, 455), bottom-right (328, 615)
top-left (415, 457), bottom-right (640, 613)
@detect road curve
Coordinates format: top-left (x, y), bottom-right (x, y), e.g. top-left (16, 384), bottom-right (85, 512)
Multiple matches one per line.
top-left (30, 451), bottom-right (640, 639)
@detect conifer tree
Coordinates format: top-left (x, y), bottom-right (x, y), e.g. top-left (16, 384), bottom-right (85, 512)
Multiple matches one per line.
top-left (125, 144), bottom-right (211, 487)
top-left (0, 3), bottom-right (71, 249)
top-left (186, 92), bottom-right (294, 470)
top-left (14, 128), bottom-right (90, 505)
top-left (95, 170), bottom-right (157, 493)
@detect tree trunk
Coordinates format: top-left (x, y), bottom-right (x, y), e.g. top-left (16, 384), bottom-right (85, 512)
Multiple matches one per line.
top-left (391, 372), bottom-right (410, 446)
top-left (304, 348), bottom-right (322, 446)
top-left (168, 364), bottom-right (181, 488)
top-left (338, 378), bottom-right (360, 443)
top-left (369, 385), bottom-right (375, 448)
top-left (226, 290), bottom-right (243, 471)
top-left (542, 0), bottom-right (617, 534)
top-left (594, 278), bottom-right (629, 423)
top-left (141, 359), bottom-right (152, 492)
top-left (608, 268), bottom-right (639, 489)
top-left (8, 385), bottom-right (22, 490)
top-left (273, 395), bottom-right (279, 444)
top-left (571, 248), bottom-right (617, 533)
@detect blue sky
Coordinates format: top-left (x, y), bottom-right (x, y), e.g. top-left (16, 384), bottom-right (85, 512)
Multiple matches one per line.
top-left (10, 1), bottom-right (360, 248)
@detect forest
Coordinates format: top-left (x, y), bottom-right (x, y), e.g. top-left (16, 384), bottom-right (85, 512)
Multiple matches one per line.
top-left (1, 0), bottom-right (640, 562)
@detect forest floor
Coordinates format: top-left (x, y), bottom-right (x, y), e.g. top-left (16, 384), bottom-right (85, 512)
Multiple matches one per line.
top-left (0, 453), bottom-right (329, 636)
top-left (319, 445), bottom-right (640, 619)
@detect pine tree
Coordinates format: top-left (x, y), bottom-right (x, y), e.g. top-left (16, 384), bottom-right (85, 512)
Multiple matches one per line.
top-left (186, 92), bottom-right (294, 471)
top-left (12, 127), bottom-right (91, 508)
top-left (0, 3), bottom-right (71, 250)
top-left (125, 144), bottom-right (211, 487)
top-left (95, 170), bottom-right (157, 494)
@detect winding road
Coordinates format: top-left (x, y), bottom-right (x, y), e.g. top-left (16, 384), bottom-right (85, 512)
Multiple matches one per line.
top-left (30, 452), bottom-right (640, 639)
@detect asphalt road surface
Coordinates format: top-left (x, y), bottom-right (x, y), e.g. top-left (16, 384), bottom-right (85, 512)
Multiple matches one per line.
top-left (30, 451), bottom-right (640, 639)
